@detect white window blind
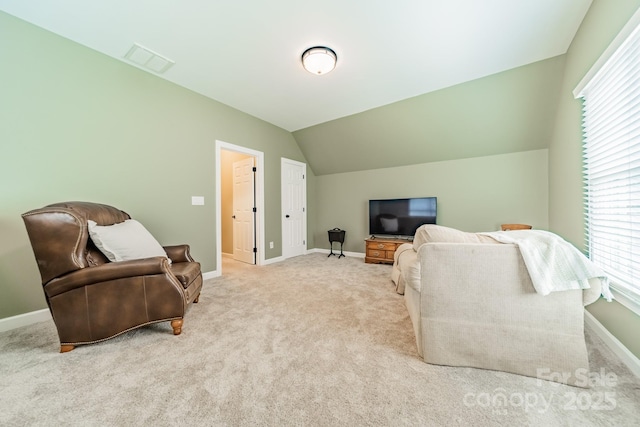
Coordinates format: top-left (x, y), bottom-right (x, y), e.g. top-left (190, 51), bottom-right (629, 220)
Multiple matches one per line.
top-left (575, 16), bottom-right (640, 313)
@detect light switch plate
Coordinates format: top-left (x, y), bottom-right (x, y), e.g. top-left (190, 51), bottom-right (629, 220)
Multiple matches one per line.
top-left (191, 196), bottom-right (205, 206)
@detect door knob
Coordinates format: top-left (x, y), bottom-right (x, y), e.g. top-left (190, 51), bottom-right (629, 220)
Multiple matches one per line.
top-left (285, 215), bottom-right (290, 218)
top-left (232, 215), bottom-right (236, 219)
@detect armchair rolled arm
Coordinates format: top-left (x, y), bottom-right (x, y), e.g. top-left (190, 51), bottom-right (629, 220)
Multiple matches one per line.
top-left (164, 244), bottom-right (194, 263)
top-left (44, 257), bottom-right (171, 298)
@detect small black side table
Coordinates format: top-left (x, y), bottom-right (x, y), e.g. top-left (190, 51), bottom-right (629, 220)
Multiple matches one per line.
top-left (328, 228), bottom-right (346, 258)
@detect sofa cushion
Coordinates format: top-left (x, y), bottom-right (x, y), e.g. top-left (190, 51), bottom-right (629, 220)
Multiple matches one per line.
top-left (412, 224), bottom-right (499, 251)
top-left (87, 219), bottom-right (170, 263)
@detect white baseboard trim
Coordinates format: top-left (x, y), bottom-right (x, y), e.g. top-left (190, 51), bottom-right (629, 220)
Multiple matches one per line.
top-left (0, 309), bottom-right (52, 333)
top-left (584, 310), bottom-right (640, 378)
top-left (263, 249), bottom-right (366, 263)
top-left (263, 256), bottom-right (284, 265)
top-left (202, 270), bottom-right (220, 280)
top-left (310, 248), bottom-right (365, 259)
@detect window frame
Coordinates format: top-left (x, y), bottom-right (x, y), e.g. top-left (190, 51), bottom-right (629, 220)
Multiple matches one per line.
top-left (574, 8), bottom-right (640, 316)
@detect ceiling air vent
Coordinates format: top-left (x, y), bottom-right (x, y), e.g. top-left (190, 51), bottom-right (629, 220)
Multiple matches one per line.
top-left (124, 43), bottom-right (175, 74)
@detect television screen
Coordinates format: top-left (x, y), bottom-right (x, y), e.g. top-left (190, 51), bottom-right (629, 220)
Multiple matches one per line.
top-left (369, 197), bottom-right (437, 237)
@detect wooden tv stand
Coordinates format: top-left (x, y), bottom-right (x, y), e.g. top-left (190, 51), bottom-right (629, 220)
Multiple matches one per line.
top-left (364, 237), bottom-right (410, 264)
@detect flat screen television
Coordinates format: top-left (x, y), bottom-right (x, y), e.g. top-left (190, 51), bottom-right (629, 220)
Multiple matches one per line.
top-left (369, 197), bottom-right (437, 238)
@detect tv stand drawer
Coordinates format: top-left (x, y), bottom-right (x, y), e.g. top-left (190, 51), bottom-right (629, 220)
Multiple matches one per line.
top-left (366, 248), bottom-right (393, 259)
top-left (364, 238), bottom-right (407, 264)
top-left (368, 241), bottom-right (397, 251)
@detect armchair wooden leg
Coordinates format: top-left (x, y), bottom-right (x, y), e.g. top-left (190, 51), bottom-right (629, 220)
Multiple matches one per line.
top-left (171, 319), bottom-right (183, 335)
top-left (194, 293), bottom-right (200, 303)
top-left (60, 345), bottom-right (75, 353)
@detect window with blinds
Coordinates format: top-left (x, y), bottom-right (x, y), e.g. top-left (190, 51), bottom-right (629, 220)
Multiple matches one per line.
top-left (574, 13), bottom-right (640, 314)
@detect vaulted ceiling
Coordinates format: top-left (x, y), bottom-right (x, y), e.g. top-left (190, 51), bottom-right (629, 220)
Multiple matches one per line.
top-left (0, 0), bottom-right (592, 174)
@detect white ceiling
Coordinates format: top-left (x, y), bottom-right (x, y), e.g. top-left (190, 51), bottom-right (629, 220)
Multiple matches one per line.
top-left (0, 0), bottom-right (592, 132)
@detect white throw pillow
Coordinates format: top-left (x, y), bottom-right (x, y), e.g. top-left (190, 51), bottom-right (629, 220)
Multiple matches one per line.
top-left (87, 219), bottom-right (170, 263)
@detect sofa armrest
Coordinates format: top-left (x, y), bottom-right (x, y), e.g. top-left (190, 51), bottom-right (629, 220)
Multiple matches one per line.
top-left (164, 244), bottom-right (194, 263)
top-left (44, 257), bottom-right (171, 298)
top-left (394, 243), bottom-right (414, 264)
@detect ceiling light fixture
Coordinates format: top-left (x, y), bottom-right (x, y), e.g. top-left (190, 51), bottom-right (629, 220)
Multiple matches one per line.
top-left (301, 46), bottom-right (337, 75)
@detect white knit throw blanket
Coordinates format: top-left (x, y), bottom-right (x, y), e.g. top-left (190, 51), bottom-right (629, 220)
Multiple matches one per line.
top-left (481, 230), bottom-right (613, 301)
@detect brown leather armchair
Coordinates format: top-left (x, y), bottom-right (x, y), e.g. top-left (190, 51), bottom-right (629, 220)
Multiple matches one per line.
top-left (22, 201), bottom-right (202, 353)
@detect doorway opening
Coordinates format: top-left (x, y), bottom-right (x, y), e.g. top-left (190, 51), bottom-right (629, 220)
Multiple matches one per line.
top-left (215, 140), bottom-right (265, 275)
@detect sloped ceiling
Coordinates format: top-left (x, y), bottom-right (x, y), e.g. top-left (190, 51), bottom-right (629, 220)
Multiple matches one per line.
top-left (0, 0), bottom-right (591, 174)
top-left (294, 55), bottom-right (567, 175)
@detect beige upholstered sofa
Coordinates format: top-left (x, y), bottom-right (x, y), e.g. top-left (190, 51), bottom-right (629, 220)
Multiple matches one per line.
top-left (392, 225), bottom-right (605, 386)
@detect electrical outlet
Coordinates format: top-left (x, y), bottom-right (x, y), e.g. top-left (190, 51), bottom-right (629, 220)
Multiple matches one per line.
top-left (269, 242), bottom-right (274, 249)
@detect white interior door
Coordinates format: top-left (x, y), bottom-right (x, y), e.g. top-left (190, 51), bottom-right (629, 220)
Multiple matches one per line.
top-left (281, 158), bottom-right (307, 259)
top-left (233, 157), bottom-right (255, 264)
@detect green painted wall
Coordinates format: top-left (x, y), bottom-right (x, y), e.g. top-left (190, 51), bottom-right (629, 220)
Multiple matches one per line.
top-left (315, 149), bottom-right (548, 252)
top-left (548, 0), bottom-right (640, 358)
top-left (0, 12), bottom-right (312, 319)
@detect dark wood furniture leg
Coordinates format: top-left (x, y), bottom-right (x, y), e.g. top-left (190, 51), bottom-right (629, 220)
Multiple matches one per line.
top-left (171, 319), bottom-right (183, 335)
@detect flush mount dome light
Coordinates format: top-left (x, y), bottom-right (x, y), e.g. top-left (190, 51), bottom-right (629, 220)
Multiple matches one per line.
top-left (301, 46), bottom-right (337, 75)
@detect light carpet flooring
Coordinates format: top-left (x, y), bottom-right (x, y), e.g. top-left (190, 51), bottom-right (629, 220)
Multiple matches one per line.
top-left (1, 253), bottom-right (639, 426)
